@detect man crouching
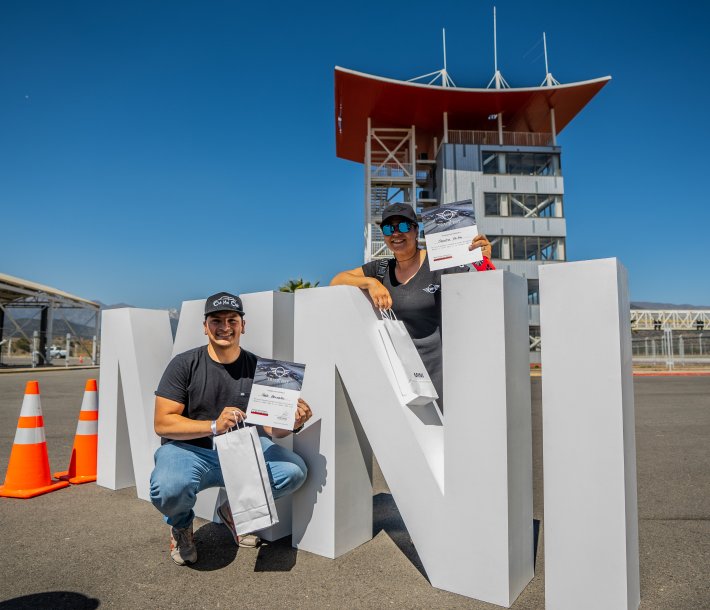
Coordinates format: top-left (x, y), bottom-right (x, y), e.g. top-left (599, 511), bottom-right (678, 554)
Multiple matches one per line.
top-left (149, 291), bottom-right (310, 565)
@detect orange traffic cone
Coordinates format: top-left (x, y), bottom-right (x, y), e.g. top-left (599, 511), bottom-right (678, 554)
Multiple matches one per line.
top-left (0, 381), bottom-right (70, 498)
top-left (54, 379), bottom-right (99, 484)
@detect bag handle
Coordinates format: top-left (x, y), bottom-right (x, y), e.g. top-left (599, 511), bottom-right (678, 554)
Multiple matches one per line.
top-left (232, 412), bottom-right (246, 431)
top-left (379, 308), bottom-right (398, 321)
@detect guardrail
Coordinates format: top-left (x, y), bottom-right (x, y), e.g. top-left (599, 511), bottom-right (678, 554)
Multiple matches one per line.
top-left (369, 163), bottom-right (413, 178)
top-left (448, 130), bottom-right (553, 147)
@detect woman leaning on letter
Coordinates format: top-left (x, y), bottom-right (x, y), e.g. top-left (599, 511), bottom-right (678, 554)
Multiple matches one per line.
top-left (330, 202), bottom-right (494, 408)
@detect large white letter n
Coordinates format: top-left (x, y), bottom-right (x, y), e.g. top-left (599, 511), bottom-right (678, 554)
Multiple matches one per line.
top-left (291, 272), bottom-right (534, 607)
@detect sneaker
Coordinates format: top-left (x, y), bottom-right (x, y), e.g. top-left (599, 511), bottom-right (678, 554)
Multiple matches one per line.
top-left (217, 500), bottom-right (261, 548)
top-left (170, 524), bottom-right (197, 565)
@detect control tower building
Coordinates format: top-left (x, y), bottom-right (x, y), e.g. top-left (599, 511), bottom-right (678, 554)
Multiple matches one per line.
top-left (333, 55), bottom-right (609, 353)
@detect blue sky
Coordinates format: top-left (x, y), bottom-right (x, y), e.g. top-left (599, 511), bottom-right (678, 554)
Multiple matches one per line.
top-left (1, 1), bottom-right (708, 308)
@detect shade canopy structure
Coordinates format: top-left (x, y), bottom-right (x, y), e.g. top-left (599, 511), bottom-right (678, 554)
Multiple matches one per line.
top-left (0, 273), bottom-right (100, 365)
top-left (334, 66), bottom-right (611, 163)
top-left (0, 272), bottom-right (98, 309)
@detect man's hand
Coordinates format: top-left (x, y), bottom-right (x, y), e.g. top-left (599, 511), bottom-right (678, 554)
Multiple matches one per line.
top-left (266, 399), bottom-right (313, 438)
top-left (469, 233), bottom-right (492, 259)
top-left (367, 278), bottom-right (393, 310)
top-left (215, 406), bottom-right (246, 434)
top-left (293, 399), bottom-right (312, 430)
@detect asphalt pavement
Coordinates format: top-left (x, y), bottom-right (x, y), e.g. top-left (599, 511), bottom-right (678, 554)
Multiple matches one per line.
top-left (0, 370), bottom-right (708, 609)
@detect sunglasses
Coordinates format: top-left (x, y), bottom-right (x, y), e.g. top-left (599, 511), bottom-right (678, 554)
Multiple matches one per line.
top-left (381, 221), bottom-right (416, 236)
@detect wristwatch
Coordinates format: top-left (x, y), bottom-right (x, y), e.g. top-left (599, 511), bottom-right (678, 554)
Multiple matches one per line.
top-left (210, 420), bottom-right (218, 436)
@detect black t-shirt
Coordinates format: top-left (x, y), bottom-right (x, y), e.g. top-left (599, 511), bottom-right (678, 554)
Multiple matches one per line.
top-left (362, 256), bottom-right (469, 406)
top-left (155, 345), bottom-right (258, 449)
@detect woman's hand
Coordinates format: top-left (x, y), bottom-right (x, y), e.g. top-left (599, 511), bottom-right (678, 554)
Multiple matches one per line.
top-left (329, 266), bottom-right (392, 310)
top-left (367, 278), bottom-right (393, 310)
top-left (469, 233), bottom-right (492, 260)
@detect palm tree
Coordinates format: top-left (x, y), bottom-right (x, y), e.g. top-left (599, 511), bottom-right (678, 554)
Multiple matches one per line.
top-left (278, 278), bottom-right (320, 292)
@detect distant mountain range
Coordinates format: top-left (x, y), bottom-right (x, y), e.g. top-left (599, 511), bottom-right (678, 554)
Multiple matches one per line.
top-left (630, 301), bottom-right (710, 310)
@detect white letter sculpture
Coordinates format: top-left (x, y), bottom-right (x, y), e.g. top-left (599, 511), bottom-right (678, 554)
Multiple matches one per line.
top-left (291, 271), bottom-right (533, 606)
top-left (540, 258), bottom-right (640, 610)
top-left (97, 308), bottom-right (172, 496)
top-left (96, 261), bottom-right (639, 608)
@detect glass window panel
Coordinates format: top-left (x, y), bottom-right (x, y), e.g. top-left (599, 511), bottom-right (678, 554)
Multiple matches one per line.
top-left (528, 279), bottom-right (540, 305)
top-left (490, 237), bottom-right (502, 259)
top-left (500, 193), bottom-right (567, 217)
top-left (501, 153), bottom-right (560, 176)
top-left (484, 193), bottom-right (500, 216)
top-left (532, 154), bottom-right (549, 176)
top-left (482, 153), bottom-right (499, 174)
top-left (524, 153), bottom-right (538, 175)
top-left (506, 153), bottom-right (520, 174)
top-left (510, 195), bottom-right (525, 216)
top-left (537, 195), bottom-right (553, 217)
top-left (512, 237), bottom-right (526, 260)
top-left (539, 238), bottom-right (557, 260)
top-left (524, 194), bottom-right (537, 213)
top-left (525, 236), bottom-right (539, 260)
top-left (507, 236), bottom-right (565, 259)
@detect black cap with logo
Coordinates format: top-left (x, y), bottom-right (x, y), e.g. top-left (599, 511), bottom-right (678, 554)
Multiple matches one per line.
top-left (380, 203), bottom-right (418, 226)
top-left (204, 292), bottom-right (245, 317)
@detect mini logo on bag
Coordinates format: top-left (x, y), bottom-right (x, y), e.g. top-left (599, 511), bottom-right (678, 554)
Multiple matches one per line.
top-left (413, 372), bottom-right (425, 378)
top-left (422, 284), bottom-right (440, 294)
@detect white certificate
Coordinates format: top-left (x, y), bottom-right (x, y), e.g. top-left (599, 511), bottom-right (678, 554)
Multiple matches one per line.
top-left (245, 358), bottom-right (306, 431)
top-left (422, 201), bottom-right (483, 271)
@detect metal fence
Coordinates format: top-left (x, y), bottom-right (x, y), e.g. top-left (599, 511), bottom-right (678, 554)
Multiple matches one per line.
top-left (0, 329), bottom-right (98, 368)
top-left (448, 130), bottom-right (553, 147)
top-left (632, 329), bottom-right (709, 369)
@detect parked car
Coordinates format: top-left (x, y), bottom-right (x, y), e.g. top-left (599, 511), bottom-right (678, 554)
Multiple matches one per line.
top-left (49, 346), bottom-right (67, 359)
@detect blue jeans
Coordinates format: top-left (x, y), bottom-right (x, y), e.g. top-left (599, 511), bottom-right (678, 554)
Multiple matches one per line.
top-left (150, 436), bottom-right (307, 529)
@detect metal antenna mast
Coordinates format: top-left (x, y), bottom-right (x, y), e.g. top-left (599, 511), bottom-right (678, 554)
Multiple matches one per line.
top-left (541, 32), bottom-right (561, 86)
top-left (487, 6), bottom-right (510, 89)
top-left (409, 28), bottom-right (457, 87)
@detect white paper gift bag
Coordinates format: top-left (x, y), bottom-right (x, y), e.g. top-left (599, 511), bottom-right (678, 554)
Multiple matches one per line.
top-left (378, 309), bottom-right (439, 406)
top-left (214, 423), bottom-right (278, 535)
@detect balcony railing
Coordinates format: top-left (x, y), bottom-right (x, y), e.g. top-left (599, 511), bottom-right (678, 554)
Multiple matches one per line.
top-left (370, 241), bottom-right (392, 259)
top-left (369, 162), bottom-right (413, 178)
top-left (448, 130), bottom-right (553, 147)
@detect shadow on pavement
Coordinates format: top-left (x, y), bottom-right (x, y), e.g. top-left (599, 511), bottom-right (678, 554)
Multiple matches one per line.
top-left (255, 537), bottom-right (298, 572)
top-left (188, 522), bottom-right (238, 571)
top-left (0, 591), bottom-right (100, 609)
top-left (372, 495), bottom-right (544, 579)
top-left (373, 492), bottom-right (427, 580)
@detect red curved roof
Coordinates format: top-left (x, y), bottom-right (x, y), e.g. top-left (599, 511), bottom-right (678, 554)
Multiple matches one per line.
top-left (335, 67), bottom-right (611, 163)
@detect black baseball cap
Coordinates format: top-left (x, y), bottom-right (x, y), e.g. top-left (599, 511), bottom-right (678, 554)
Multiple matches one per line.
top-left (380, 203), bottom-right (418, 226)
top-left (204, 292), bottom-right (245, 317)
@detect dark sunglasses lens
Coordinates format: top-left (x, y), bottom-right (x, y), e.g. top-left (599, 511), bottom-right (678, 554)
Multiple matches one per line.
top-left (382, 221), bottom-right (415, 235)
